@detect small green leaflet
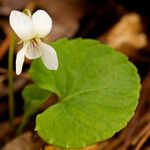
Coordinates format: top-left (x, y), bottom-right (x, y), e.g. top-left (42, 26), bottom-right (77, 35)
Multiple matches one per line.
top-left (18, 84), bottom-right (50, 134)
top-left (23, 84), bottom-right (50, 117)
top-left (28, 38), bottom-right (140, 148)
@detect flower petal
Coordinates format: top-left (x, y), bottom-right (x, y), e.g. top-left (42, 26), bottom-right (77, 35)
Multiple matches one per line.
top-left (9, 10), bottom-right (34, 40)
top-left (32, 10), bottom-right (52, 38)
top-left (40, 42), bottom-right (58, 70)
top-left (16, 44), bottom-right (28, 75)
top-left (25, 41), bottom-right (43, 59)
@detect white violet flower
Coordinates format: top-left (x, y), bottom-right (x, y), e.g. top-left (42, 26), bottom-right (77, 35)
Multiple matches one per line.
top-left (9, 10), bottom-right (58, 75)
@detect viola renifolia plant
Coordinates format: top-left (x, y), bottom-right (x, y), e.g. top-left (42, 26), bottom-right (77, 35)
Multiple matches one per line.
top-left (9, 9), bottom-right (140, 149)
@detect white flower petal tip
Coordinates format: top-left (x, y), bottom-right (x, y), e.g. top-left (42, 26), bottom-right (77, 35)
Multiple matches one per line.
top-left (32, 10), bottom-right (52, 38)
top-left (9, 10), bottom-right (34, 40)
top-left (40, 43), bottom-right (58, 70)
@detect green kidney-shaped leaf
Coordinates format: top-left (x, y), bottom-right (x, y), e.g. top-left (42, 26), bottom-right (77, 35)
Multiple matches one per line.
top-left (29, 38), bottom-right (140, 148)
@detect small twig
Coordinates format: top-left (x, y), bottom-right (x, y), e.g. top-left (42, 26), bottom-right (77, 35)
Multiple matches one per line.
top-left (135, 129), bottom-right (150, 150)
top-left (132, 117), bottom-right (150, 145)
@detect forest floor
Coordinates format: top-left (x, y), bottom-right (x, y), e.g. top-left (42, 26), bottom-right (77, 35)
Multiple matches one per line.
top-left (0, 0), bottom-right (150, 150)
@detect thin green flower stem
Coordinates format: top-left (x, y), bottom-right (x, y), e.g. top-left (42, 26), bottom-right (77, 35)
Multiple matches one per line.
top-left (8, 32), bottom-right (16, 129)
top-left (16, 113), bottom-right (29, 135)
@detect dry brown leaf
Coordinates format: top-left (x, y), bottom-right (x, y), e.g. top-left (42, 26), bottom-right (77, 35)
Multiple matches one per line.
top-left (99, 13), bottom-right (148, 58)
top-left (2, 132), bottom-right (33, 150)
